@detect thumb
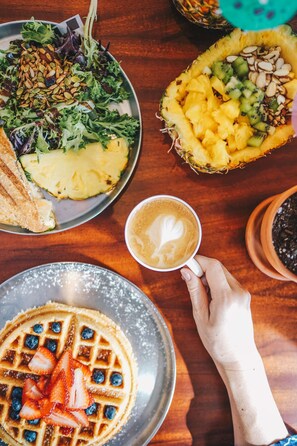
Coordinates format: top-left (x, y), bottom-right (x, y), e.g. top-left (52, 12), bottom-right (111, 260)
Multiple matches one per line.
top-left (181, 268), bottom-right (209, 322)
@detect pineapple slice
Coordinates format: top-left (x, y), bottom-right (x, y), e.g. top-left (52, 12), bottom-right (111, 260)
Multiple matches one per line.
top-left (20, 138), bottom-right (129, 200)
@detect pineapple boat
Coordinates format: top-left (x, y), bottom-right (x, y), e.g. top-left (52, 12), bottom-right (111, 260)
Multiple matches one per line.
top-left (160, 25), bottom-right (297, 173)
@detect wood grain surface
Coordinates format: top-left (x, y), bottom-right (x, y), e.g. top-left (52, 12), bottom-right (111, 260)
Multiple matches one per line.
top-left (0, 1), bottom-right (296, 445)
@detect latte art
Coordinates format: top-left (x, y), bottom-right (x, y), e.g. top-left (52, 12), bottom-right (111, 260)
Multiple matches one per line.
top-left (126, 197), bottom-right (199, 269)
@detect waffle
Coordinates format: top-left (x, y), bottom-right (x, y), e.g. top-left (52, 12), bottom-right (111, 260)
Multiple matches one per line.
top-left (0, 302), bottom-right (137, 446)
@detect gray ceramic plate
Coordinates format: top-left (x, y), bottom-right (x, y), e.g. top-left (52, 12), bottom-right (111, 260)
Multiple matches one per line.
top-left (0, 20), bottom-right (142, 235)
top-left (0, 263), bottom-right (176, 446)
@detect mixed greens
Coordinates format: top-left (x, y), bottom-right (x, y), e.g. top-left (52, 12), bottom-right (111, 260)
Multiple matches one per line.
top-left (0, 21), bottom-right (139, 156)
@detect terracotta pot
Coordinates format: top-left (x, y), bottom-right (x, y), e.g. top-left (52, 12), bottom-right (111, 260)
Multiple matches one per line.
top-left (260, 185), bottom-right (297, 283)
top-left (246, 185), bottom-right (297, 282)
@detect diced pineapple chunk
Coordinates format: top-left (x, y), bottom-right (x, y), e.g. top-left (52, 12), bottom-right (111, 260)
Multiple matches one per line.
top-left (210, 76), bottom-right (229, 101)
top-left (234, 123), bottom-right (254, 151)
top-left (202, 129), bottom-right (220, 147)
top-left (219, 99), bottom-right (240, 121)
top-left (183, 91), bottom-right (206, 113)
top-left (193, 75), bottom-right (214, 97)
top-left (209, 140), bottom-right (230, 167)
top-left (212, 110), bottom-right (235, 140)
top-left (193, 117), bottom-right (217, 139)
top-left (185, 102), bottom-right (208, 124)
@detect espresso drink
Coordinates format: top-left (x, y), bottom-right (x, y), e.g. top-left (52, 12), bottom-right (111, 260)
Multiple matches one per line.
top-left (126, 197), bottom-right (199, 269)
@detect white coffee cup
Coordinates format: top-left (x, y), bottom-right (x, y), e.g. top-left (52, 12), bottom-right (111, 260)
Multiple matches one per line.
top-left (125, 195), bottom-right (203, 276)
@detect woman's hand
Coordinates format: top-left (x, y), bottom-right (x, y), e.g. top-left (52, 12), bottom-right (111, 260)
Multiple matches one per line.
top-left (181, 255), bottom-right (289, 445)
top-left (181, 255), bottom-right (259, 369)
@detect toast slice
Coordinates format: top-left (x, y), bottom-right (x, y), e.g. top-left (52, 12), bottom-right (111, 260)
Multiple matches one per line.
top-left (0, 128), bottom-right (55, 232)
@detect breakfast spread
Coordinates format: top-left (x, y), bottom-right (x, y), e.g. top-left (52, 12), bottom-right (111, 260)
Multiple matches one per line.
top-left (0, 302), bottom-right (137, 445)
top-left (160, 25), bottom-right (297, 173)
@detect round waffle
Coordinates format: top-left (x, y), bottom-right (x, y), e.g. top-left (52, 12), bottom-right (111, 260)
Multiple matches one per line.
top-left (0, 302), bottom-right (137, 446)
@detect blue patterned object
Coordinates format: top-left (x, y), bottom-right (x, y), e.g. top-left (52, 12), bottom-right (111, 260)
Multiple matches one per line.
top-left (272, 435), bottom-right (297, 446)
top-left (219, 0), bottom-right (297, 31)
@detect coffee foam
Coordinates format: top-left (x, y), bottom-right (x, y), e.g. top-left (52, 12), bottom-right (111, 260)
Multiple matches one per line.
top-left (127, 198), bottom-right (199, 269)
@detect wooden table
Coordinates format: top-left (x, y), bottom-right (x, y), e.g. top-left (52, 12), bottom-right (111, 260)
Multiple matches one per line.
top-left (0, 1), bottom-right (296, 444)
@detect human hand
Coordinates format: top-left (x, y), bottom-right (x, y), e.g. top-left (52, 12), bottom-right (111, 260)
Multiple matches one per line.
top-left (181, 255), bottom-right (259, 369)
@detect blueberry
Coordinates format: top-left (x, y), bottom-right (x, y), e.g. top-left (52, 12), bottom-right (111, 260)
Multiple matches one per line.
top-left (85, 402), bottom-right (98, 416)
top-left (104, 405), bottom-right (117, 420)
top-left (11, 397), bottom-right (22, 412)
top-left (81, 327), bottom-right (94, 340)
top-left (92, 370), bottom-right (105, 384)
top-left (33, 324), bottom-right (43, 334)
top-left (51, 322), bottom-right (61, 333)
top-left (28, 419), bottom-right (40, 425)
top-left (11, 387), bottom-right (22, 399)
top-left (110, 372), bottom-right (123, 387)
top-left (9, 408), bottom-right (20, 420)
top-left (25, 335), bottom-right (39, 350)
top-left (45, 339), bottom-right (57, 353)
top-left (24, 430), bottom-right (37, 443)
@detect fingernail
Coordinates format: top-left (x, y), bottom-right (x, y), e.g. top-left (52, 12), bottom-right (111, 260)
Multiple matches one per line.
top-left (181, 270), bottom-right (191, 281)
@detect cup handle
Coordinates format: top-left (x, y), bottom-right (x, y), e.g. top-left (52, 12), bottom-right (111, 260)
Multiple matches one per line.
top-left (185, 257), bottom-right (203, 277)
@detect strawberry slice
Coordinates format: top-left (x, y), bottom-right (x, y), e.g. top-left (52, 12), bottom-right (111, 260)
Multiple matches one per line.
top-left (39, 398), bottom-right (56, 418)
top-left (68, 368), bottom-right (91, 410)
top-left (37, 376), bottom-right (50, 396)
top-left (69, 409), bottom-right (89, 427)
top-left (43, 407), bottom-right (79, 428)
top-left (50, 371), bottom-right (68, 405)
top-left (73, 359), bottom-right (92, 380)
top-left (51, 350), bottom-right (73, 389)
top-left (22, 378), bottom-right (44, 404)
top-left (28, 347), bottom-right (57, 375)
top-left (19, 399), bottom-right (41, 420)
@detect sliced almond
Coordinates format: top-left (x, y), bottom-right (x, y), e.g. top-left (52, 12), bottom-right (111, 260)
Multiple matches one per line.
top-left (258, 61), bottom-right (273, 72)
top-left (247, 56), bottom-right (255, 65)
top-left (263, 49), bottom-right (280, 60)
top-left (256, 72), bottom-right (266, 89)
top-left (275, 58), bottom-right (284, 70)
top-left (277, 95), bottom-right (286, 105)
top-left (226, 56), bottom-right (237, 63)
top-left (266, 81), bottom-right (277, 97)
top-left (249, 72), bottom-right (258, 83)
top-left (242, 45), bottom-right (258, 54)
top-left (274, 67), bottom-right (290, 76)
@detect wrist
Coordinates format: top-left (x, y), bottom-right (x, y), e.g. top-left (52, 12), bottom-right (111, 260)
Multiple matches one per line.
top-left (214, 348), bottom-right (262, 373)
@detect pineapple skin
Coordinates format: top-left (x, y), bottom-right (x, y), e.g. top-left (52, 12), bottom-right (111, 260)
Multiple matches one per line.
top-left (160, 25), bottom-right (297, 174)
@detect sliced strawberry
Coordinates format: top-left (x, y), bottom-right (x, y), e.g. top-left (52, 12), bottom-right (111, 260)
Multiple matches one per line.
top-left (22, 378), bottom-right (44, 404)
top-left (43, 407), bottom-right (79, 428)
top-left (50, 370), bottom-right (68, 406)
top-left (19, 399), bottom-right (41, 420)
top-left (51, 350), bottom-right (73, 389)
top-left (68, 368), bottom-right (91, 410)
top-left (69, 409), bottom-right (89, 427)
top-left (39, 398), bottom-right (56, 418)
top-left (28, 347), bottom-right (56, 375)
top-left (37, 376), bottom-right (50, 396)
top-left (73, 359), bottom-right (92, 380)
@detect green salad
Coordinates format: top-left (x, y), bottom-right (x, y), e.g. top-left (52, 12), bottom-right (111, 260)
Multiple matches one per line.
top-left (0, 20), bottom-right (139, 156)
